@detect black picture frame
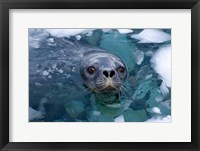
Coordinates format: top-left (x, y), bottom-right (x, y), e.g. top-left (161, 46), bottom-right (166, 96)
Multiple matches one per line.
top-left (0, 0), bottom-right (199, 151)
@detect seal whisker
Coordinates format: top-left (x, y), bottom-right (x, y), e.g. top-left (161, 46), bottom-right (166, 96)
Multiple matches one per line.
top-left (96, 81), bottom-right (106, 85)
top-left (96, 79), bottom-right (106, 82)
top-left (119, 86), bottom-right (132, 99)
top-left (116, 82), bottom-right (130, 90)
top-left (84, 87), bottom-right (91, 92)
top-left (96, 81), bottom-right (105, 84)
top-left (121, 85), bottom-right (130, 91)
top-left (71, 38), bottom-right (81, 50)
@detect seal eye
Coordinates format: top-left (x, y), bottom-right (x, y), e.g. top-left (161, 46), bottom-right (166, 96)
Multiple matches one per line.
top-left (87, 66), bottom-right (96, 74)
top-left (117, 67), bottom-right (125, 73)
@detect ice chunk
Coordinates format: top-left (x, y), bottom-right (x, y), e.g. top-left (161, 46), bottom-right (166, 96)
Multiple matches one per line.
top-left (75, 35), bottom-right (81, 40)
top-left (146, 115), bottom-right (171, 122)
top-left (160, 82), bottom-right (169, 96)
top-left (151, 107), bottom-right (161, 114)
top-left (29, 98), bottom-right (47, 121)
top-left (151, 45), bottom-right (171, 87)
top-left (145, 74), bottom-right (152, 80)
top-left (57, 69), bottom-right (63, 73)
top-left (131, 29), bottom-right (171, 43)
top-left (42, 70), bottom-right (49, 76)
top-left (93, 111), bottom-right (101, 116)
top-left (35, 82), bottom-right (42, 86)
top-left (102, 29), bottom-right (112, 33)
top-left (106, 103), bottom-right (121, 108)
top-left (114, 115), bottom-right (125, 122)
top-left (29, 29), bottom-right (49, 48)
top-left (117, 29), bottom-right (133, 34)
top-left (86, 31), bottom-right (93, 36)
top-left (155, 96), bottom-right (164, 102)
top-left (133, 49), bottom-right (144, 65)
top-left (145, 51), bottom-right (154, 57)
top-left (47, 38), bottom-right (54, 43)
top-left (29, 107), bottom-right (44, 121)
top-left (45, 29), bottom-right (94, 38)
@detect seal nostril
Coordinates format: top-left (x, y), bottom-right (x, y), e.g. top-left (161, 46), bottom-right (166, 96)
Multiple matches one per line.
top-left (103, 71), bottom-right (109, 78)
top-left (110, 70), bottom-right (115, 77)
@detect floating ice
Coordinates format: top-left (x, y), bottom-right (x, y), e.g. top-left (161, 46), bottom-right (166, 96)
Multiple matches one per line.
top-left (114, 115), bottom-right (125, 122)
top-left (102, 29), bottom-right (112, 33)
top-left (93, 111), bottom-right (101, 116)
top-left (47, 38), bottom-right (54, 43)
top-left (131, 29), bottom-right (171, 43)
top-left (29, 107), bottom-right (44, 121)
top-left (86, 31), bottom-right (93, 36)
top-left (117, 29), bottom-right (133, 34)
top-left (57, 69), bottom-right (63, 73)
top-left (29, 29), bottom-right (49, 48)
top-left (151, 107), bottom-right (161, 114)
top-left (75, 35), bottom-right (81, 40)
top-left (151, 45), bottom-right (171, 87)
top-left (145, 51), bottom-right (154, 57)
top-left (155, 96), bottom-right (164, 102)
top-left (160, 82), bottom-right (169, 96)
top-left (35, 82), bottom-right (42, 86)
top-left (106, 103), bottom-right (121, 108)
top-left (145, 74), bottom-right (153, 80)
top-left (146, 115), bottom-right (171, 122)
top-left (45, 29), bottom-right (94, 38)
top-left (133, 49), bottom-right (144, 65)
top-left (42, 70), bottom-right (49, 76)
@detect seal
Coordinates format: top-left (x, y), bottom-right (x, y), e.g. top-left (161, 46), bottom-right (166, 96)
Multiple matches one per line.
top-left (79, 51), bottom-right (128, 94)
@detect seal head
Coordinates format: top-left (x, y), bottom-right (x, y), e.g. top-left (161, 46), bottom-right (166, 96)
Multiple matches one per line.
top-left (79, 51), bottom-right (128, 93)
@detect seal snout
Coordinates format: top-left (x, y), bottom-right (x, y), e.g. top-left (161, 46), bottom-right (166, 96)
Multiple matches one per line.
top-left (103, 70), bottom-right (115, 78)
top-left (102, 70), bottom-right (117, 90)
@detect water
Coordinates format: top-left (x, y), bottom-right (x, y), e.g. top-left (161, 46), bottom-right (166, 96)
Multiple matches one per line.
top-left (29, 28), bottom-right (171, 122)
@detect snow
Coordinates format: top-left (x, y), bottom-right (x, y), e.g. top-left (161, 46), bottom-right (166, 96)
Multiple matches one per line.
top-left (150, 45), bottom-right (171, 87)
top-left (114, 115), bottom-right (125, 122)
top-left (146, 115), bottom-right (171, 123)
top-left (45, 29), bottom-right (94, 38)
top-left (117, 29), bottom-right (133, 34)
top-left (131, 29), bottom-right (171, 43)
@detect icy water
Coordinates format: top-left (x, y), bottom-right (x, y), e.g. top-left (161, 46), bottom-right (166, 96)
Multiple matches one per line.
top-left (29, 29), bottom-right (171, 122)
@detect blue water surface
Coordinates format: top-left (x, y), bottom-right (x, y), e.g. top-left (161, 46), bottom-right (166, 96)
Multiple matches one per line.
top-left (29, 29), bottom-right (171, 122)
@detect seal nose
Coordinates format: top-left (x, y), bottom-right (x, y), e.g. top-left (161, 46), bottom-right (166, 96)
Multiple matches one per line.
top-left (103, 70), bottom-right (115, 78)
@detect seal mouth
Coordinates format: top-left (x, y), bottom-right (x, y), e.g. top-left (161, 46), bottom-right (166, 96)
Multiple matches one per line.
top-left (96, 77), bottom-right (119, 92)
top-left (100, 86), bottom-right (117, 93)
top-left (92, 85), bottom-right (119, 93)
